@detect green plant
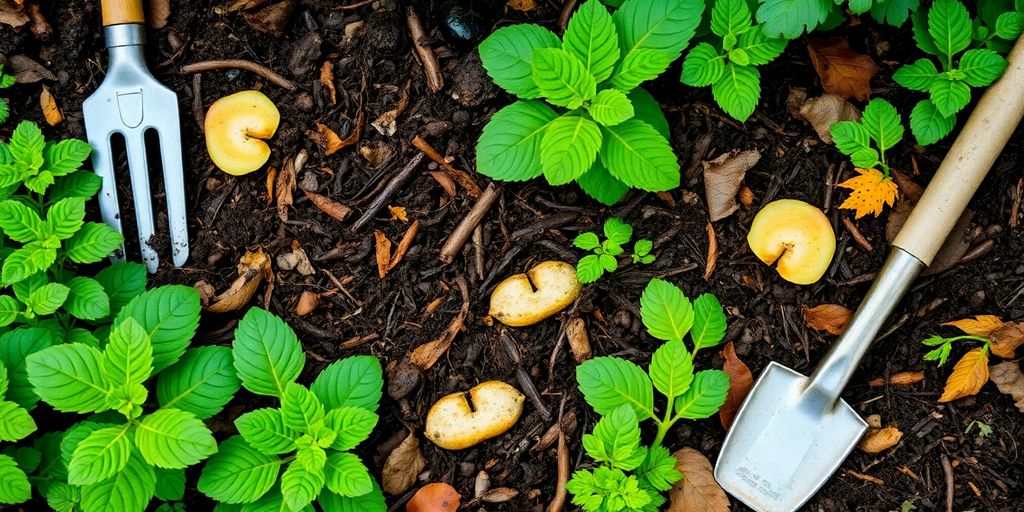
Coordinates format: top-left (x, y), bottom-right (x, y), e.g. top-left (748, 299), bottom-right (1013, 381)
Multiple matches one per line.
top-left (476, 0), bottom-right (702, 205)
top-left (21, 286), bottom-right (237, 512)
top-left (567, 279), bottom-right (730, 511)
top-left (0, 64), bottom-right (15, 125)
top-left (965, 419), bottom-right (993, 437)
top-left (973, 0), bottom-right (1024, 54)
top-left (0, 363), bottom-right (36, 504)
top-left (198, 308), bottom-right (386, 512)
top-left (830, 98), bottom-right (903, 176)
top-left (895, 0), bottom-right (1009, 145)
top-left (922, 332), bottom-right (989, 366)
top-left (755, 0), bottom-right (918, 38)
top-left (574, 218), bottom-right (655, 283)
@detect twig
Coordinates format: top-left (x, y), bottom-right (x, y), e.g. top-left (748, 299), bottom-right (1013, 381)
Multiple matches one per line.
top-left (941, 454), bottom-right (954, 512)
top-left (333, 0), bottom-right (375, 9)
top-left (191, 74), bottom-right (204, 133)
top-left (958, 239), bottom-right (995, 265)
top-left (842, 217), bottom-right (874, 251)
top-left (546, 427), bottom-right (569, 512)
top-left (412, 136), bottom-right (481, 196)
top-left (352, 153), bottom-right (425, 232)
top-left (1010, 178), bottom-right (1022, 229)
top-left (440, 183), bottom-right (499, 263)
top-left (557, 0), bottom-right (579, 31)
top-left (181, 59), bottom-right (297, 91)
top-left (499, 330), bottom-right (552, 421)
top-left (405, 6), bottom-right (444, 93)
top-left (472, 224), bottom-right (485, 280)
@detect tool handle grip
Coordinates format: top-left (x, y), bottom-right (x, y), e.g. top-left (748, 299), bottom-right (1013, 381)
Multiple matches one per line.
top-left (892, 35), bottom-right (1024, 265)
top-left (102, 0), bottom-right (145, 26)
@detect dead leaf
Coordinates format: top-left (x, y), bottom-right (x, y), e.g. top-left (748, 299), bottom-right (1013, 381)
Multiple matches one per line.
top-left (382, 432), bottom-right (427, 495)
top-left (943, 315), bottom-right (1005, 338)
top-left (989, 361), bottom-right (1024, 413)
top-left (869, 371), bottom-right (925, 387)
top-left (796, 94), bottom-right (861, 143)
top-left (507, 0), bottom-right (535, 12)
top-left (738, 186), bottom-right (755, 208)
top-left (320, 61), bottom-right (336, 104)
top-left (371, 80), bottom-right (410, 136)
top-left (704, 222), bottom-right (717, 281)
top-left (702, 149), bottom-right (761, 222)
top-left (566, 317), bottom-right (591, 363)
top-left (244, 0), bottom-right (296, 37)
top-left (407, 482), bottom-right (461, 512)
top-left (265, 167), bottom-right (277, 206)
top-left (939, 347), bottom-right (990, 402)
top-left (147, 0), bottom-right (170, 28)
top-left (276, 155), bottom-right (297, 222)
top-left (386, 220), bottom-right (420, 274)
top-left (857, 426), bottom-right (903, 453)
top-left (295, 290), bottom-right (320, 317)
top-left (303, 189), bottom-right (352, 221)
top-left (0, 0), bottom-right (28, 28)
top-left (207, 249), bottom-right (272, 313)
top-left (803, 304), bottom-right (852, 335)
top-left (668, 448), bottom-right (729, 512)
top-left (7, 54), bottom-right (54, 83)
top-left (39, 84), bottom-right (62, 126)
top-left (990, 322), bottom-right (1024, 359)
top-left (388, 205), bottom-right (408, 223)
top-left (374, 230), bottom-right (392, 279)
top-left (719, 342), bottom-right (753, 430)
top-left (359, 140), bottom-right (392, 167)
top-left (410, 279), bottom-right (470, 370)
top-left (837, 167), bottom-right (899, 219)
top-left (807, 37), bottom-right (879, 101)
top-left (276, 240), bottom-right (314, 276)
top-left (481, 488), bottom-right (519, 503)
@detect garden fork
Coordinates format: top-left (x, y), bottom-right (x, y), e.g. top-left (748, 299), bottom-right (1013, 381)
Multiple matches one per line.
top-left (83, 0), bottom-right (188, 273)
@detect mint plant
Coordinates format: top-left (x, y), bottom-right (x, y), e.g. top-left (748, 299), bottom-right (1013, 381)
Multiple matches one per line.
top-left (830, 98), bottom-right (903, 176)
top-left (0, 64), bottom-right (15, 125)
top-left (0, 364), bottom-right (36, 504)
top-left (682, 0), bottom-right (787, 121)
top-left (477, 0), bottom-right (702, 205)
top-left (198, 308), bottom-right (386, 512)
top-left (568, 279), bottom-right (730, 511)
top-left (574, 218), bottom-right (655, 283)
top-left (895, 0), bottom-right (1009, 145)
top-left (755, 0), bottom-right (918, 39)
top-left (974, 0), bottom-right (1024, 54)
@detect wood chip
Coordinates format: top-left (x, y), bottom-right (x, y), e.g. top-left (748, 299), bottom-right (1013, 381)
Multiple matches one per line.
top-left (374, 230), bottom-right (392, 279)
top-left (207, 249), bottom-right (272, 313)
top-left (303, 189), bottom-right (352, 221)
top-left (703, 222), bottom-right (718, 280)
top-left (320, 61), bottom-right (336, 104)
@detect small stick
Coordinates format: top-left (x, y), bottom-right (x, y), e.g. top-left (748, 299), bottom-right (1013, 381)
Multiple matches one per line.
top-left (439, 183), bottom-right (499, 263)
top-left (842, 217), bottom-right (874, 251)
top-left (472, 224), bottom-right (485, 280)
top-left (352, 153), bottom-right (425, 232)
top-left (333, 0), bottom-right (375, 9)
top-left (557, 0), bottom-right (579, 31)
top-left (499, 330), bottom-right (551, 421)
top-left (546, 429), bottom-right (569, 512)
top-left (181, 59), bottom-right (298, 91)
top-left (405, 6), bottom-right (444, 93)
top-left (958, 239), bottom-right (995, 265)
top-left (941, 454), bottom-right (954, 512)
top-left (191, 74), bottom-right (204, 132)
top-left (412, 135), bottom-right (481, 196)
top-left (1010, 178), bottom-right (1022, 229)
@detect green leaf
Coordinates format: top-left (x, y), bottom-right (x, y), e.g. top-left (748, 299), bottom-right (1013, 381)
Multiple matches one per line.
top-left (65, 222), bottom-right (124, 264)
top-left (324, 453), bottom-right (373, 498)
top-left (23, 170), bottom-right (54, 194)
top-left (737, 27), bottom-right (787, 65)
top-left (318, 485), bottom-right (387, 512)
top-left (929, 77), bottom-right (971, 117)
top-left (44, 139), bottom-right (92, 177)
top-left (79, 450), bottom-right (156, 512)
top-left (11, 272), bottom-right (45, 303)
top-left (43, 481), bottom-right (78, 512)
top-left (610, 48), bottom-right (676, 91)
top-left (63, 276), bottom-right (110, 320)
top-left (310, 355), bottom-right (383, 412)
top-left (281, 461), bottom-right (325, 511)
top-left (62, 421), bottom-right (113, 469)
top-left (893, 58), bottom-right (940, 92)
top-left (0, 454), bottom-right (31, 504)
top-left (233, 310), bottom-right (304, 398)
top-left (282, 383), bottom-right (326, 432)
top-left (681, 43), bottom-right (725, 87)
top-left (996, 11), bottom-right (1024, 39)
top-left (0, 364), bottom-right (7, 398)
top-left (598, 253), bottom-right (618, 272)
top-left (613, 0), bottom-right (703, 65)
top-left (531, 48), bottom-right (597, 109)
top-left (2, 240), bottom-right (56, 285)
top-left (476, 100), bottom-right (558, 182)
top-left (958, 49), bottom-right (1007, 87)
top-left (577, 161), bottom-right (630, 205)
top-left (564, 0), bottom-right (620, 82)
top-left (691, 293), bottom-right (727, 351)
top-left (0, 200), bottom-right (44, 243)
top-left (648, 339), bottom-right (694, 398)
top-left (674, 369), bottom-right (730, 419)
top-left (116, 285), bottom-right (201, 374)
top-left (323, 407), bottom-right (378, 451)
top-left (712, 0), bottom-right (751, 38)
top-left (711, 63), bottom-right (760, 122)
top-left (910, 8), bottom-right (940, 56)
top-left (640, 278), bottom-right (693, 342)
top-left (297, 444), bottom-right (327, 473)
top-left (574, 232), bottom-right (601, 251)
top-left (199, 436), bottom-right (283, 504)
top-left (8, 121), bottom-right (44, 170)
top-left (27, 282), bottom-right (70, 316)
top-left (26, 343), bottom-right (110, 413)
top-left (599, 119), bottom-right (679, 191)
top-left (540, 114), bottom-right (603, 186)
top-left (928, 0), bottom-right (972, 60)
top-left (636, 445), bottom-right (682, 491)
top-left (869, 0), bottom-right (918, 27)
top-left (50, 171), bottom-right (103, 202)
top-left (603, 217), bottom-right (633, 245)
top-left (910, 99), bottom-right (957, 146)
top-left (587, 89), bottom-right (635, 126)
top-left (861, 98), bottom-right (904, 152)
top-left (236, 408), bottom-right (298, 456)
top-left (0, 401), bottom-right (35, 441)
top-left (136, 408), bottom-right (217, 468)
top-left (0, 328), bottom-right (52, 408)
top-left (830, 122), bottom-right (878, 167)
top-left (46, 197), bottom-right (86, 240)
top-left (68, 424), bottom-right (132, 486)
top-left (94, 262), bottom-right (147, 317)
top-left (633, 238), bottom-right (653, 257)
top-left (478, 24), bottom-right (561, 98)
top-left (582, 404), bottom-right (644, 470)
top-left (576, 356), bottom-right (654, 419)
top-left (627, 88), bottom-right (670, 139)
top-left (157, 346), bottom-right (240, 420)
top-left (103, 317), bottom-right (153, 390)
top-left (576, 254), bottom-right (605, 283)
top-left (154, 467), bottom-right (185, 501)
top-left (755, 0), bottom-right (831, 38)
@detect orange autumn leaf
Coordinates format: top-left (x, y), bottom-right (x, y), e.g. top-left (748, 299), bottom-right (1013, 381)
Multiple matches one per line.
top-left (806, 37), bottom-right (879, 101)
top-left (990, 322), bottom-right (1024, 359)
top-left (938, 347), bottom-right (990, 402)
top-left (719, 342), bottom-right (753, 430)
top-left (803, 304), bottom-right (852, 335)
top-left (388, 205), bottom-right (409, 222)
top-left (40, 84), bottom-right (63, 126)
top-left (837, 167), bottom-right (899, 219)
top-left (943, 315), bottom-right (1005, 337)
top-left (507, 0), bottom-right (536, 12)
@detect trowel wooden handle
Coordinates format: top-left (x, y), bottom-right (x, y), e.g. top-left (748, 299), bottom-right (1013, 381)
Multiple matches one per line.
top-left (893, 35), bottom-right (1024, 265)
top-left (102, 0), bottom-right (145, 26)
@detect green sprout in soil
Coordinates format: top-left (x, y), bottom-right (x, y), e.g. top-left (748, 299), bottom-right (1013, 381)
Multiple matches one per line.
top-left (573, 217), bottom-right (655, 284)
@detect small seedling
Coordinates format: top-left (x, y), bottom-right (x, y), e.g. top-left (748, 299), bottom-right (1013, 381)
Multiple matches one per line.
top-left (965, 419), bottom-right (994, 438)
top-left (830, 98), bottom-right (904, 218)
top-left (0, 64), bottom-right (15, 125)
top-left (891, 499), bottom-right (917, 512)
top-left (568, 279), bottom-right (729, 511)
top-left (681, 0), bottom-right (788, 122)
top-left (754, 0), bottom-right (918, 39)
top-left (922, 333), bottom-right (989, 366)
top-left (573, 218), bottom-right (655, 283)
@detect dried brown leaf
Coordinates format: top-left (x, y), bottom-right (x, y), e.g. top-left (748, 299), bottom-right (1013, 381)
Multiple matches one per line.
top-left (566, 317), bottom-right (591, 363)
top-left (703, 149), bottom-right (760, 222)
top-left (869, 371), bottom-right (925, 387)
top-left (386, 220), bottom-right (420, 274)
top-left (857, 426), bottom-right (903, 453)
top-left (382, 432), bottom-right (427, 495)
top-left (989, 361), bottom-right (1024, 413)
top-left (207, 249), bottom-right (271, 313)
top-left (388, 205), bottom-right (408, 223)
top-left (719, 342), bottom-right (753, 430)
top-left (807, 37), bottom-right (879, 101)
top-left (803, 304), bottom-right (853, 335)
top-left (704, 222), bottom-right (718, 280)
top-left (320, 61), bottom-right (336, 104)
top-left (668, 448), bottom-right (729, 512)
top-left (990, 322), bottom-right (1024, 359)
top-left (147, 0), bottom-right (170, 29)
top-left (243, 0), bottom-right (296, 37)
top-left (276, 156), bottom-right (296, 222)
top-left (7, 54), bottom-right (54, 83)
top-left (265, 167), bottom-right (277, 206)
top-left (507, 0), bottom-right (535, 12)
top-left (303, 189), bottom-right (352, 221)
top-left (359, 140), bottom-right (392, 167)
top-left (40, 84), bottom-right (62, 126)
top-left (796, 94), bottom-right (861, 143)
top-left (481, 488), bottom-right (519, 503)
top-left (276, 240), bottom-right (314, 276)
top-left (374, 230), bottom-right (392, 279)
top-left (295, 290), bottom-right (320, 317)
top-left (0, 0), bottom-right (28, 28)
top-left (409, 299), bottom-right (469, 370)
top-left (939, 347), bottom-right (989, 402)
top-left (372, 81), bottom-right (410, 137)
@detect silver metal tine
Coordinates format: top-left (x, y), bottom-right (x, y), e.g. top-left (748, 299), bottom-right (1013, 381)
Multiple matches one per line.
top-left (158, 126), bottom-right (189, 268)
top-left (85, 132), bottom-right (126, 263)
top-left (124, 134), bottom-right (159, 273)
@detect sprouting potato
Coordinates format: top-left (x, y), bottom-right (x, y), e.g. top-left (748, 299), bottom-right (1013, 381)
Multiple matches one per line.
top-left (489, 260), bottom-right (581, 327)
top-left (424, 381), bottom-right (525, 450)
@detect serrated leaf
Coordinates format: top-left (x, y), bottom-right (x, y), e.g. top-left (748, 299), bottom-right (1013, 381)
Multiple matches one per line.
top-left (65, 222), bottom-right (124, 264)
top-left (563, 0), bottom-right (620, 82)
top-left (958, 48), bottom-right (1007, 87)
top-left (640, 278), bottom-right (693, 342)
top-left (233, 310), bottom-right (304, 399)
top-left (46, 197), bottom-right (86, 240)
top-left (79, 450), bottom-right (156, 512)
top-left (323, 407), bottom-right (378, 451)
top-left (681, 43), bottom-right (725, 87)
top-left (711, 63), bottom-right (760, 122)
top-left (830, 122), bottom-right (878, 166)
top-left (737, 26), bottom-right (787, 66)
top-left (577, 161), bottom-right (630, 206)
top-left (43, 481), bottom-right (78, 512)
top-left (637, 445), bottom-right (682, 491)
top-left (44, 139), bottom-right (92, 177)
top-left (938, 347), bottom-right (989, 402)
top-left (610, 48), bottom-right (676, 91)
top-left (50, 171), bottom-right (103, 203)
top-left (893, 58), bottom-right (940, 92)
top-left (628, 88), bottom-right (670, 139)
top-left (711, 0), bottom-right (751, 38)
top-left (113, 285), bottom-right (199, 373)
top-left (910, 99), bottom-right (956, 145)
top-left (756, 0), bottom-right (831, 38)
top-left (281, 460), bottom-right (326, 511)
top-left (996, 11), bottom-right (1024, 39)
top-left (599, 119), bottom-right (679, 191)
top-left (837, 167), bottom-right (899, 218)
top-left (613, 0), bottom-right (703, 64)
top-left (65, 276), bottom-right (110, 320)
top-left (912, 8), bottom-right (940, 56)
top-left (576, 356), bottom-right (655, 419)
top-left (0, 200), bottom-right (43, 243)
top-left (94, 262), bottom-right (147, 317)
top-left (157, 346), bottom-right (240, 420)
top-left (102, 317), bottom-right (153, 390)
top-left (599, 253), bottom-right (618, 272)
top-left (199, 436), bottom-right (283, 504)
top-left (478, 24), bottom-right (561, 98)
top-left (2, 240), bottom-right (56, 285)
top-left (324, 452), bottom-right (373, 498)
top-left (929, 77), bottom-right (971, 118)
top-left (26, 343), bottom-right (110, 413)
top-left (310, 355), bottom-right (382, 412)
top-left (296, 444), bottom-right (326, 473)
top-left (0, 401), bottom-right (35, 441)
top-left (861, 98), bottom-right (904, 152)
top-left (282, 383), bottom-right (325, 432)
top-left (531, 48), bottom-right (597, 109)
top-left (0, 364), bottom-right (7, 398)
top-left (8, 121), bottom-right (44, 170)
top-left (691, 293), bottom-right (727, 351)
top-left (869, 0), bottom-right (918, 27)
top-left (476, 100), bottom-right (558, 182)
top-left (27, 282), bottom-right (70, 316)
top-left (0, 454), bottom-right (31, 504)
top-left (236, 408), bottom-right (298, 456)
top-left (0, 328), bottom-right (52, 408)
top-left (574, 232), bottom-right (600, 251)
top-left (603, 217), bottom-right (633, 246)
top-left (136, 408), bottom-right (217, 468)
top-left (582, 404), bottom-right (644, 470)
top-left (928, 0), bottom-right (972, 59)
top-left (318, 485), bottom-right (387, 512)
top-left (540, 114), bottom-right (602, 186)
top-left (68, 424), bottom-right (132, 485)
top-left (674, 369), bottom-right (730, 419)
top-left (576, 254), bottom-right (605, 283)
top-left (649, 339), bottom-right (694, 398)
top-left (154, 467), bottom-right (186, 501)
top-left (62, 421), bottom-right (114, 470)
top-left (587, 89), bottom-right (634, 126)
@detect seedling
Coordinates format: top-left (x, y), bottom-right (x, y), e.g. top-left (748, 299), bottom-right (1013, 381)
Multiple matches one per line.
top-left (0, 64), bottom-right (14, 125)
top-left (568, 279), bottom-right (729, 511)
top-left (895, 0), bottom-right (1008, 145)
top-left (681, 0), bottom-right (787, 122)
top-left (922, 333), bottom-right (989, 366)
top-left (424, 380), bottom-right (525, 450)
top-left (829, 98), bottom-right (903, 218)
top-left (205, 90), bottom-right (280, 176)
top-left (477, 0), bottom-right (702, 205)
top-left (198, 308), bottom-right (386, 512)
top-left (573, 218), bottom-right (655, 283)
top-left (754, 0), bottom-right (918, 39)
top-left (489, 260), bottom-right (581, 326)
top-left (747, 199), bottom-right (835, 285)
top-left (965, 419), bottom-right (993, 438)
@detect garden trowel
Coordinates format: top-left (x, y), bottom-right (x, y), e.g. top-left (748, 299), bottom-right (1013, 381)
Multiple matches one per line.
top-left (715, 34), bottom-right (1024, 512)
top-left (83, 0), bottom-right (188, 273)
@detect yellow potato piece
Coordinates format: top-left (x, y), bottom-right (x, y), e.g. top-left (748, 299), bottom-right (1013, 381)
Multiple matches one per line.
top-left (489, 260), bottom-right (581, 327)
top-left (205, 90), bottom-right (280, 176)
top-left (747, 199), bottom-right (835, 285)
top-left (424, 381), bottom-right (524, 450)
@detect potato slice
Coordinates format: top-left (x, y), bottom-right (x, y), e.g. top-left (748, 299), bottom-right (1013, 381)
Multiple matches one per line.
top-left (747, 199), bottom-right (836, 285)
top-left (205, 90), bottom-right (280, 176)
top-left (489, 260), bottom-right (581, 327)
top-left (425, 381), bottom-right (524, 450)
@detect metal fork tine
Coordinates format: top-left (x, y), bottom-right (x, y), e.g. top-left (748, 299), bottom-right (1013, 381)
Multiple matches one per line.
top-left (157, 127), bottom-right (189, 268)
top-left (87, 132), bottom-right (127, 263)
top-left (124, 134), bottom-right (159, 273)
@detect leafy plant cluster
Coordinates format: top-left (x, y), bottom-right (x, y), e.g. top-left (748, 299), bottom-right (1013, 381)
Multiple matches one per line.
top-left (198, 308), bottom-right (386, 512)
top-left (0, 63), bottom-right (14, 125)
top-left (477, 0), bottom-right (703, 205)
top-left (574, 218), bottom-right (655, 283)
top-left (754, 0), bottom-right (919, 39)
top-left (975, 0), bottom-right (1024, 53)
top-left (830, 98), bottom-right (903, 177)
top-left (567, 279), bottom-right (730, 511)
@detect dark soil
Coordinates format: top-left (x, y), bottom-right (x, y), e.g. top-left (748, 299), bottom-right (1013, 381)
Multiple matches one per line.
top-left (3, 1), bottom-right (1023, 511)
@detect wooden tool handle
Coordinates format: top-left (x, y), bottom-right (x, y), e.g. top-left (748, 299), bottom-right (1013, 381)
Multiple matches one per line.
top-left (102, 0), bottom-right (145, 26)
top-left (893, 35), bottom-right (1024, 265)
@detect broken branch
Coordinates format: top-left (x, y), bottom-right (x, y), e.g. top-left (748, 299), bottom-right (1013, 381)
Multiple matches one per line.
top-left (181, 59), bottom-right (298, 91)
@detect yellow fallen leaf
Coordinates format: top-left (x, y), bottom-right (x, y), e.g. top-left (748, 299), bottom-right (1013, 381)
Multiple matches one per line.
top-left (943, 315), bottom-right (1005, 337)
top-left (837, 167), bottom-right (898, 219)
top-left (990, 322), bottom-right (1024, 359)
top-left (40, 85), bottom-right (63, 126)
top-left (507, 0), bottom-right (535, 12)
top-left (939, 347), bottom-right (989, 402)
top-left (803, 304), bottom-right (853, 335)
top-left (388, 205), bottom-right (408, 222)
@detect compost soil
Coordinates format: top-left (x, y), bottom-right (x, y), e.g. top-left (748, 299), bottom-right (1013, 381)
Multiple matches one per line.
top-left (2, 1), bottom-right (1023, 510)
